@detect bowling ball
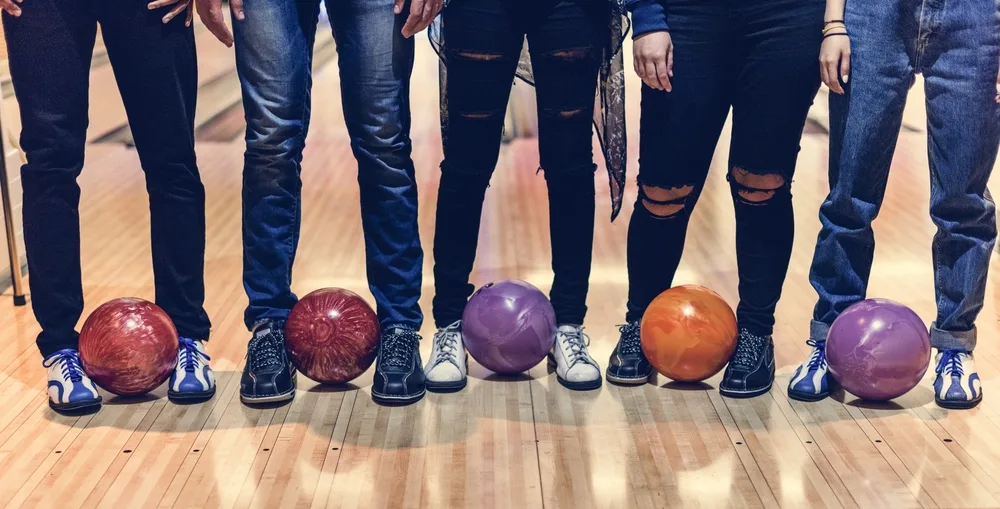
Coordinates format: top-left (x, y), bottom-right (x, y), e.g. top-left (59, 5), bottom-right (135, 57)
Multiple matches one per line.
top-left (462, 280), bottom-right (557, 375)
top-left (285, 288), bottom-right (380, 384)
top-left (827, 298), bottom-right (930, 401)
top-left (640, 285), bottom-right (738, 383)
top-left (79, 298), bottom-right (178, 396)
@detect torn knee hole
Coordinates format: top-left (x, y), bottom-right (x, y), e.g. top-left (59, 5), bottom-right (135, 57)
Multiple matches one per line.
top-left (730, 167), bottom-right (785, 203)
top-left (460, 111), bottom-right (500, 120)
top-left (549, 48), bottom-right (592, 60)
top-left (642, 200), bottom-right (685, 217)
top-left (639, 184), bottom-right (693, 218)
top-left (455, 51), bottom-right (504, 61)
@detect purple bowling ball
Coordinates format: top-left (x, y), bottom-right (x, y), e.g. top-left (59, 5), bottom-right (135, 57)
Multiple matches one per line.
top-left (827, 298), bottom-right (931, 401)
top-left (462, 280), bottom-right (557, 375)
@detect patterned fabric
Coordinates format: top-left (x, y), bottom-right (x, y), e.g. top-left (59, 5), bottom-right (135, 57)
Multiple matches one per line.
top-left (430, 0), bottom-right (630, 220)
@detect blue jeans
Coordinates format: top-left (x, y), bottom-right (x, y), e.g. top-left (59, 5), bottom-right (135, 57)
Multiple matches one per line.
top-left (809, 0), bottom-right (1000, 351)
top-left (235, 0), bottom-right (423, 331)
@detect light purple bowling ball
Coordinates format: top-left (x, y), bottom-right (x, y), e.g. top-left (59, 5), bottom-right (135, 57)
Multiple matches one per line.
top-left (826, 298), bottom-right (931, 401)
top-left (462, 280), bottom-right (557, 375)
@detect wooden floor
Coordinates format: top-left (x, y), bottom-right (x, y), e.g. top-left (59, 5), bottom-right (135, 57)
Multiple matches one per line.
top-left (3, 27), bottom-right (1000, 509)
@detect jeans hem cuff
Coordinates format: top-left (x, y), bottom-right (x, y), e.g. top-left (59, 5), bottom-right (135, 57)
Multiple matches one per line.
top-left (930, 322), bottom-right (976, 351)
top-left (810, 320), bottom-right (831, 342)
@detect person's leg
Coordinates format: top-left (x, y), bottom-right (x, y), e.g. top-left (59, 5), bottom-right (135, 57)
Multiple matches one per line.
top-left (429, 0), bottom-right (523, 329)
top-left (328, 0), bottom-right (423, 332)
top-left (3, 1), bottom-right (102, 411)
top-left (99, 5), bottom-right (210, 342)
top-left (98, 3), bottom-right (215, 401)
top-left (236, 0), bottom-right (321, 330)
top-left (789, 1), bottom-right (916, 401)
top-left (527, 0), bottom-right (606, 390)
top-left (920, 0), bottom-right (1000, 409)
top-left (328, 0), bottom-right (434, 404)
top-left (234, 0), bottom-right (321, 405)
top-left (4, 2), bottom-right (95, 359)
top-left (608, 0), bottom-right (732, 385)
top-left (718, 0), bottom-right (823, 398)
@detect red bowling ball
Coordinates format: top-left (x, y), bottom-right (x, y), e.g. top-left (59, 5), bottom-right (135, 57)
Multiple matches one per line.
top-left (285, 288), bottom-right (381, 384)
top-left (79, 298), bottom-right (179, 396)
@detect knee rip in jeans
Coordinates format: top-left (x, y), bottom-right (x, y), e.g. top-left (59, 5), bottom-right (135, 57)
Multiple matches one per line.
top-left (454, 51), bottom-right (506, 61)
top-left (729, 167), bottom-right (787, 205)
top-left (639, 184), bottom-right (694, 218)
top-left (548, 47), bottom-right (593, 61)
top-left (459, 109), bottom-right (503, 120)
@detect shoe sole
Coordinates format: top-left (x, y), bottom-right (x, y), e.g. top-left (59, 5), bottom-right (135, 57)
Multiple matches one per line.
top-left (372, 388), bottom-right (426, 406)
top-left (557, 376), bottom-right (602, 391)
top-left (50, 397), bottom-right (103, 413)
top-left (426, 379), bottom-right (467, 393)
top-left (720, 383), bottom-right (773, 399)
top-left (787, 388), bottom-right (830, 402)
top-left (936, 395), bottom-right (983, 410)
top-left (605, 370), bottom-right (650, 386)
top-left (169, 386), bottom-right (217, 402)
top-left (240, 389), bottom-right (295, 405)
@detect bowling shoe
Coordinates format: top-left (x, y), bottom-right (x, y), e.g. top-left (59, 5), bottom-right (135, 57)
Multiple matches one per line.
top-left (169, 337), bottom-right (215, 401)
top-left (934, 350), bottom-right (982, 409)
top-left (240, 322), bottom-right (297, 404)
top-left (719, 329), bottom-right (775, 398)
top-left (549, 325), bottom-right (602, 390)
top-left (372, 326), bottom-right (425, 405)
top-left (425, 321), bottom-right (468, 392)
top-left (606, 321), bottom-right (652, 385)
top-left (787, 339), bottom-right (830, 402)
top-left (43, 349), bottom-right (102, 412)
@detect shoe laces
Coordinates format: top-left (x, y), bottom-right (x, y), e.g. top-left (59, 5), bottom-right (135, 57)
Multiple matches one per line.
top-left (383, 327), bottom-right (420, 369)
top-left (558, 327), bottom-right (593, 367)
top-left (45, 349), bottom-right (84, 383)
top-left (731, 329), bottom-right (768, 369)
top-left (936, 349), bottom-right (967, 377)
top-left (249, 328), bottom-right (284, 371)
top-left (179, 337), bottom-right (210, 373)
top-left (805, 338), bottom-right (827, 371)
top-left (432, 322), bottom-right (461, 367)
top-left (617, 321), bottom-right (642, 354)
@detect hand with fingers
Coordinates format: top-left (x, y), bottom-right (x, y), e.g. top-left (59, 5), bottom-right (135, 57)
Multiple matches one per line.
top-left (1, 0), bottom-right (22, 17)
top-left (395, 0), bottom-right (443, 38)
top-left (148, 0), bottom-right (194, 26)
top-left (195, 0), bottom-right (243, 47)
top-left (820, 21), bottom-right (850, 94)
top-left (633, 31), bottom-right (673, 92)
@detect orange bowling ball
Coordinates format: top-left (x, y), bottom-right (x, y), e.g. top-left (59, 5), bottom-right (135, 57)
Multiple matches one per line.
top-left (640, 285), bottom-right (738, 382)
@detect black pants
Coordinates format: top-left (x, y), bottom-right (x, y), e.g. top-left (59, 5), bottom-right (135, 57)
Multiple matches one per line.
top-left (432, 0), bottom-right (606, 327)
top-left (3, 1), bottom-right (211, 357)
top-left (626, 0), bottom-right (823, 335)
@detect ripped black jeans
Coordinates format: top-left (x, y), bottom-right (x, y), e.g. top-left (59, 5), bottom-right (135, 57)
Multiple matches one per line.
top-left (626, 0), bottom-right (823, 335)
top-left (432, 0), bottom-right (606, 328)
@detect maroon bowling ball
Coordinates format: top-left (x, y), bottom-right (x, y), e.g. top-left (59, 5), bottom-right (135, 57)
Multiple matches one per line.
top-left (79, 298), bottom-right (178, 396)
top-left (285, 288), bottom-right (381, 384)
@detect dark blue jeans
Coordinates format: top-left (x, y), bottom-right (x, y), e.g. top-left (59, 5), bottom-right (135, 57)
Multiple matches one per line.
top-left (809, 0), bottom-right (1000, 351)
top-left (3, 0), bottom-right (211, 357)
top-left (235, 0), bottom-right (423, 331)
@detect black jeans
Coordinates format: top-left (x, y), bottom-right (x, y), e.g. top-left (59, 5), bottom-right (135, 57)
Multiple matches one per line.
top-left (432, 0), bottom-right (606, 328)
top-left (626, 0), bottom-right (823, 335)
top-left (3, 0), bottom-right (211, 357)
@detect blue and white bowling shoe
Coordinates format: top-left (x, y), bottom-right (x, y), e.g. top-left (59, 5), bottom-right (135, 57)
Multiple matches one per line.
top-left (168, 337), bottom-right (216, 401)
top-left (934, 350), bottom-right (981, 410)
top-left (44, 349), bottom-right (102, 411)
